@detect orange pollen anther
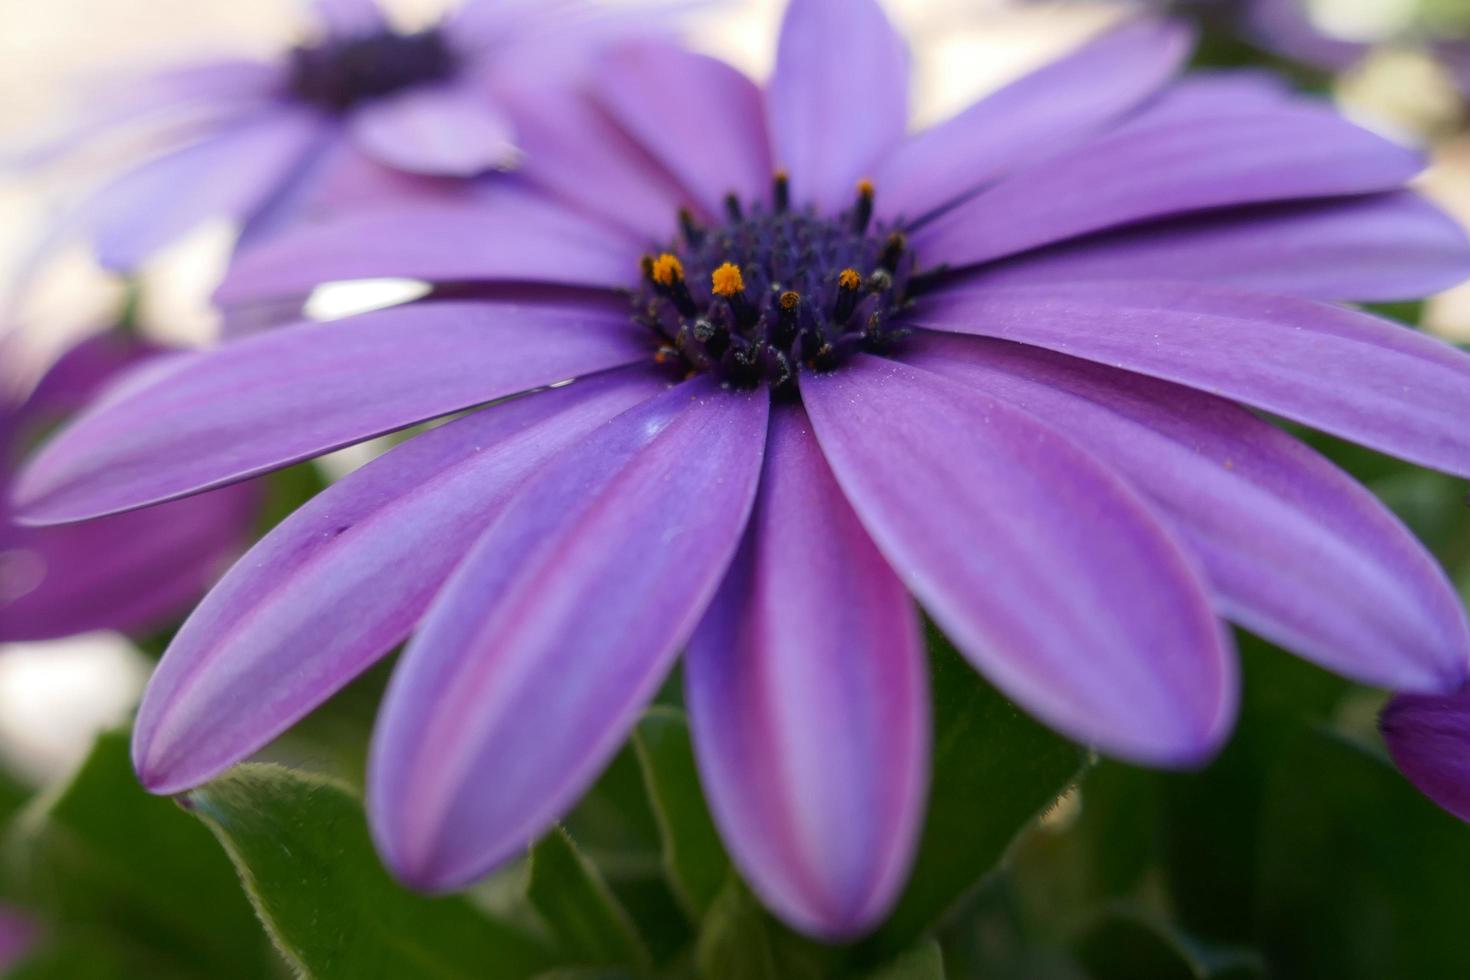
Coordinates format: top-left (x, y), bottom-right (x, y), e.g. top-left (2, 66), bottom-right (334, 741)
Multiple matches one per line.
top-left (711, 262), bottom-right (745, 298)
top-left (779, 290), bottom-right (801, 310)
top-left (651, 253), bottom-right (684, 287)
top-left (838, 267), bottom-right (862, 290)
top-left (856, 178), bottom-right (875, 199)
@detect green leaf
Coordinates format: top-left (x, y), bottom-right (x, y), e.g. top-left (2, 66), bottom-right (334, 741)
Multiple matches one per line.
top-left (528, 827), bottom-right (651, 972)
top-left (860, 940), bottom-right (946, 980)
top-left (184, 763), bottom-right (553, 980)
top-left (1160, 635), bottom-right (1351, 941)
top-left (1072, 908), bottom-right (1264, 980)
top-left (632, 706), bottom-right (729, 919)
top-left (3, 730), bottom-right (269, 979)
top-left (694, 876), bottom-right (826, 980)
top-left (7, 926), bottom-right (198, 980)
top-left (861, 626), bottom-right (1085, 955)
top-left (1253, 726), bottom-right (1470, 978)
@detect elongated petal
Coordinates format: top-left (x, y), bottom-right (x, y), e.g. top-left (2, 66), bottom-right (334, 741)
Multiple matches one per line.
top-left (0, 481), bottom-right (256, 642)
top-left (873, 17), bottom-right (1189, 223)
top-left (132, 369), bottom-right (666, 794)
top-left (216, 190), bottom-right (639, 304)
top-left (500, 81), bottom-right (687, 241)
top-left (86, 107), bottom-right (329, 271)
top-left (685, 404), bottom-right (926, 940)
top-left (802, 356), bottom-right (1235, 766)
top-left (14, 301), bottom-right (649, 523)
top-left (595, 41), bottom-right (772, 220)
top-left (968, 191), bottom-right (1470, 302)
top-left (369, 378), bottom-right (768, 890)
top-left (906, 332), bottom-right (1470, 692)
top-left (1382, 689), bottom-right (1470, 822)
top-left (915, 100), bottom-right (1424, 269)
top-left (349, 84), bottom-right (517, 177)
top-left (911, 282), bottom-right (1470, 477)
top-left (767, 0), bottom-right (908, 213)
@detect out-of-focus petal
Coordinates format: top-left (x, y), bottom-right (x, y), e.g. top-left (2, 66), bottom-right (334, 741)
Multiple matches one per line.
top-left (0, 482), bottom-right (257, 643)
top-left (14, 301), bottom-right (650, 523)
top-left (369, 377), bottom-right (767, 890)
top-left (873, 17), bottom-right (1190, 223)
top-left (906, 332), bottom-right (1470, 692)
top-left (910, 282), bottom-right (1470, 477)
top-left (767, 0), bottom-right (908, 213)
top-left (965, 191), bottom-right (1470, 302)
top-left (349, 84), bottom-right (518, 177)
top-left (133, 368), bottom-right (666, 794)
top-left (84, 107), bottom-right (330, 272)
top-left (685, 403), bottom-right (927, 940)
top-left (915, 99), bottom-right (1424, 269)
top-left (1382, 689), bottom-right (1470, 823)
top-left (595, 41), bottom-right (772, 220)
top-left (801, 356), bottom-right (1235, 767)
top-left (313, 0), bottom-right (387, 35)
top-left (500, 81), bottom-right (687, 242)
top-left (217, 189), bottom-right (640, 305)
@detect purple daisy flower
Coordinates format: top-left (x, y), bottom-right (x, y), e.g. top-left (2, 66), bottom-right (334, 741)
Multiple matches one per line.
top-left (14, 2), bottom-right (1470, 938)
top-left (2, 332), bottom-right (257, 642)
top-left (47, 0), bottom-right (666, 273)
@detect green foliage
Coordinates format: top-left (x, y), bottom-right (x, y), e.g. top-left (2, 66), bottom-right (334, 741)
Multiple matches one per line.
top-left (527, 828), bottom-right (650, 973)
top-left (861, 627), bottom-right (1086, 957)
top-left (184, 763), bottom-right (554, 980)
top-left (1072, 909), bottom-right (1263, 980)
top-left (2, 730), bottom-right (271, 978)
top-left (631, 707), bottom-right (729, 919)
top-left (1254, 728), bottom-right (1470, 977)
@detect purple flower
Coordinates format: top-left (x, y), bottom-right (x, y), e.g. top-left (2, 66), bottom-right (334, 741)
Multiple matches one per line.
top-left (1382, 686), bottom-right (1470, 823)
top-left (14, 2), bottom-right (1470, 938)
top-left (2, 333), bottom-right (257, 643)
top-left (50, 0), bottom-right (664, 272)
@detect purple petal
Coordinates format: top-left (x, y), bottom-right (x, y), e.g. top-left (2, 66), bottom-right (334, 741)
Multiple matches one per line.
top-left (1241, 0), bottom-right (1367, 71)
top-left (133, 368), bottom-right (666, 794)
top-left (595, 41), bottom-right (772, 220)
top-left (349, 83), bottom-right (518, 177)
top-left (2, 334), bottom-right (259, 642)
top-left (313, 0), bottom-right (386, 35)
top-left (966, 191), bottom-right (1470, 302)
top-left (767, 0), bottom-right (908, 213)
top-left (84, 107), bottom-right (329, 272)
top-left (1, 482), bottom-right (257, 643)
top-left (915, 97), bottom-right (1424, 269)
top-left (369, 377), bottom-right (768, 890)
top-left (873, 17), bottom-right (1190, 223)
top-left (905, 332), bottom-right (1470, 692)
top-left (14, 301), bottom-right (650, 523)
top-left (216, 189), bottom-right (640, 305)
top-left (801, 356), bottom-right (1235, 767)
top-left (1383, 689), bottom-right (1470, 823)
top-left (500, 81), bottom-right (687, 242)
top-left (685, 403), bottom-right (927, 940)
top-left (911, 282), bottom-right (1470, 477)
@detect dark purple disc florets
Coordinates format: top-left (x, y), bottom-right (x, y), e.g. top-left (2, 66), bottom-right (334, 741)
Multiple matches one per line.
top-left (287, 27), bottom-right (458, 113)
top-left (636, 175), bottom-right (926, 391)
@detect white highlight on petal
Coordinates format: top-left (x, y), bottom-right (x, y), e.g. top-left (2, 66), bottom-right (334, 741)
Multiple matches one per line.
top-left (304, 278), bottom-right (431, 321)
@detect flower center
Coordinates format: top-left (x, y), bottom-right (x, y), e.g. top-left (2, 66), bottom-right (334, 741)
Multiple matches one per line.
top-left (287, 27), bottom-right (458, 112)
top-left (635, 175), bottom-right (925, 390)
